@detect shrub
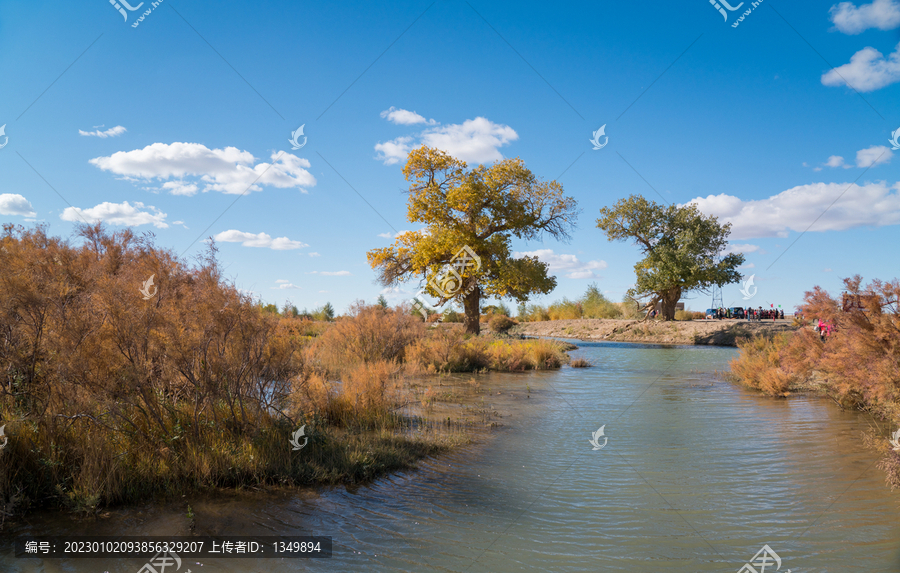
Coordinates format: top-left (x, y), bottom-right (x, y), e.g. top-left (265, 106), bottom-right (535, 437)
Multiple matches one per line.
top-left (582, 284), bottom-right (622, 319)
top-left (489, 315), bottom-right (518, 334)
top-left (308, 303), bottom-right (423, 373)
top-left (729, 332), bottom-right (797, 394)
top-left (570, 358), bottom-right (592, 368)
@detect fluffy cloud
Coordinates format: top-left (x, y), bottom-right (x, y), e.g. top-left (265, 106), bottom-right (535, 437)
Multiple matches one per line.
top-left (514, 249), bottom-right (607, 279)
top-left (374, 137), bottom-right (414, 165)
top-left (819, 146), bottom-right (892, 169)
top-left (79, 125), bottom-right (127, 138)
top-left (161, 181), bottom-right (199, 196)
top-left (829, 0), bottom-right (900, 34)
top-left (856, 145), bottom-right (893, 167)
top-left (308, 270), bottom-right (351, 276)
top-left (90, 143), bottom-right (316, 195)
top-left (0, 194), bottom-right (37, 217)
top-left (60, 201), bottom-right (168, 228)
top-left (684, 181), bottom-right (900, 239)
top-left (308, 252), bottom-right (321, 257)
top-left (825, 155), bottom-right (849, 168)
top-left (380, 107), bottom-right (436, 125)
top-left (822, 41), bottom-right (900, 92)
top-left (376, 117), bottom-right (518, 165)
top-left (213, 230), bottom-right (308, 250)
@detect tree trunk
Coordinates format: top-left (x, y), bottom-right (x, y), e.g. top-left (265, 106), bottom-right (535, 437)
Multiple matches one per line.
top-left (463, 285), bottom-right (481, 335)
top-left (660, 288), bottom-right (682, 321)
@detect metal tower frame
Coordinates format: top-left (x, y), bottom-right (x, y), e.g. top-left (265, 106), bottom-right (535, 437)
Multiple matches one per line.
top-left (711, 285), bottom-right (724, 310)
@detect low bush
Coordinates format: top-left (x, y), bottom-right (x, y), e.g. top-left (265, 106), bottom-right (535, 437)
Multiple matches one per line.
top-left (489, 315), bottom-right (518, 334)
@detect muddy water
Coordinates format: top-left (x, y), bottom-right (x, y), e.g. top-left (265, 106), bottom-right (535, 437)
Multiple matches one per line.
top-left (3, 340), bottom-right (900, 572)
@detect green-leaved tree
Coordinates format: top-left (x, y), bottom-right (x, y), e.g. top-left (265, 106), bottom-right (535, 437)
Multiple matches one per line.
top-left (596, 195), bottom-right (744, 321)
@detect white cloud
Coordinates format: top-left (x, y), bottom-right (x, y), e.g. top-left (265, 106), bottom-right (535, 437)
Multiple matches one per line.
top-left (685, 181), bottom-right (900, 239)
top-left (380, 107), bottom-right (436, 125)
top-left (825, 155), bottom-right (849, 168)
top-left (161, 181), bottom-right (199, 196)
top-left (276, 279), bottom-right (289, 283)
top-left (856, 145), bottom-right (893, 167)
top-left (374, 136), bottom-right (414, 165)
top-left (821, 147), bottom-right (892, 169)
top-left (308, 270), bottom-right (351, 276)
top-left (79, 125), bottom-right (127, 138)
top-left (420, 118), bottom-right (519, 163)
top-left (308, 252), bottom-right (321, 257)
top-left (213, 230), bottom-right (308, 250)
top-left (824, 268), bottom-right (833, 272)
top-left (829, 0), bottom-right (900, 34)
top-left (90, 143), bottom-right (316, 195)
top-left (738, 263), bottom-right (756, 269)
top-left (724, 243), bottom-right (760, 255)
top-left (61, 201), bottom-right (168, 228)
top-left (272, 282), bottom-right (301, 290)
top-left (822, 41), bottom-right (900, 92)
top-left (514, 249), bottom-right (607, 279)
top-left (378, 230), bottom-right (411, 238)
top-left (0, 194), bottom-right (37, 217)
top-left (376, 117), bottom-right (518, 165)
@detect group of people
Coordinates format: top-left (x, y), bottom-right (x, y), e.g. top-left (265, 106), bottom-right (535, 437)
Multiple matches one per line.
top-left (708, 307), bottom-right (785, 320)
top-left (747, 308), bottom-right (783, 321)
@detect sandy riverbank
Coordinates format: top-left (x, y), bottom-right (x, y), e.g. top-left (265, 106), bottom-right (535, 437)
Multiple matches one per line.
top-left (510, 318), bottom-right (799, 346)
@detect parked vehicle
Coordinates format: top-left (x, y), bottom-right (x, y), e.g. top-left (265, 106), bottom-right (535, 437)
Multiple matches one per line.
top-left (729, 307), bottom-right (745, 319)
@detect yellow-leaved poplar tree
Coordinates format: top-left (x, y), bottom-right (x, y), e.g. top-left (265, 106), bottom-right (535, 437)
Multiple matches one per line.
top-left (367, 146), bottom-right (579, 334)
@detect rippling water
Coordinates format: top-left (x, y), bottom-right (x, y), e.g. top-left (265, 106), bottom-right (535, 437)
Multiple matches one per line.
top-left (5, 341), bottom-right (900, 572)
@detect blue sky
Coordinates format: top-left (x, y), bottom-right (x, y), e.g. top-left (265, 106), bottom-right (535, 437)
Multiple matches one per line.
top-left (2, 0), bottom-right (899, 314)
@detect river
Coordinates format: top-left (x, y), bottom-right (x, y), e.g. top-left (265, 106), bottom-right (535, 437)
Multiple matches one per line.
top-left (4, 340), bottom-right (899, 572)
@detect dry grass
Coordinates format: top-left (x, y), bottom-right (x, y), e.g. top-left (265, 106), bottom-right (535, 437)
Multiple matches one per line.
top-left (570, 358), bottom-right (592, 368)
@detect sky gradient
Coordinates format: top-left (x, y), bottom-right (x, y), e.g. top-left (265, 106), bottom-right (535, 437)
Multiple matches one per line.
top-left (2, 0), bottom-right (899, 314)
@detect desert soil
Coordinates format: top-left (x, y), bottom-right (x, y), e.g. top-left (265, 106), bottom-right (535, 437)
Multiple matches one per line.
top-left (510, 318), bottom-right (798, 346)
